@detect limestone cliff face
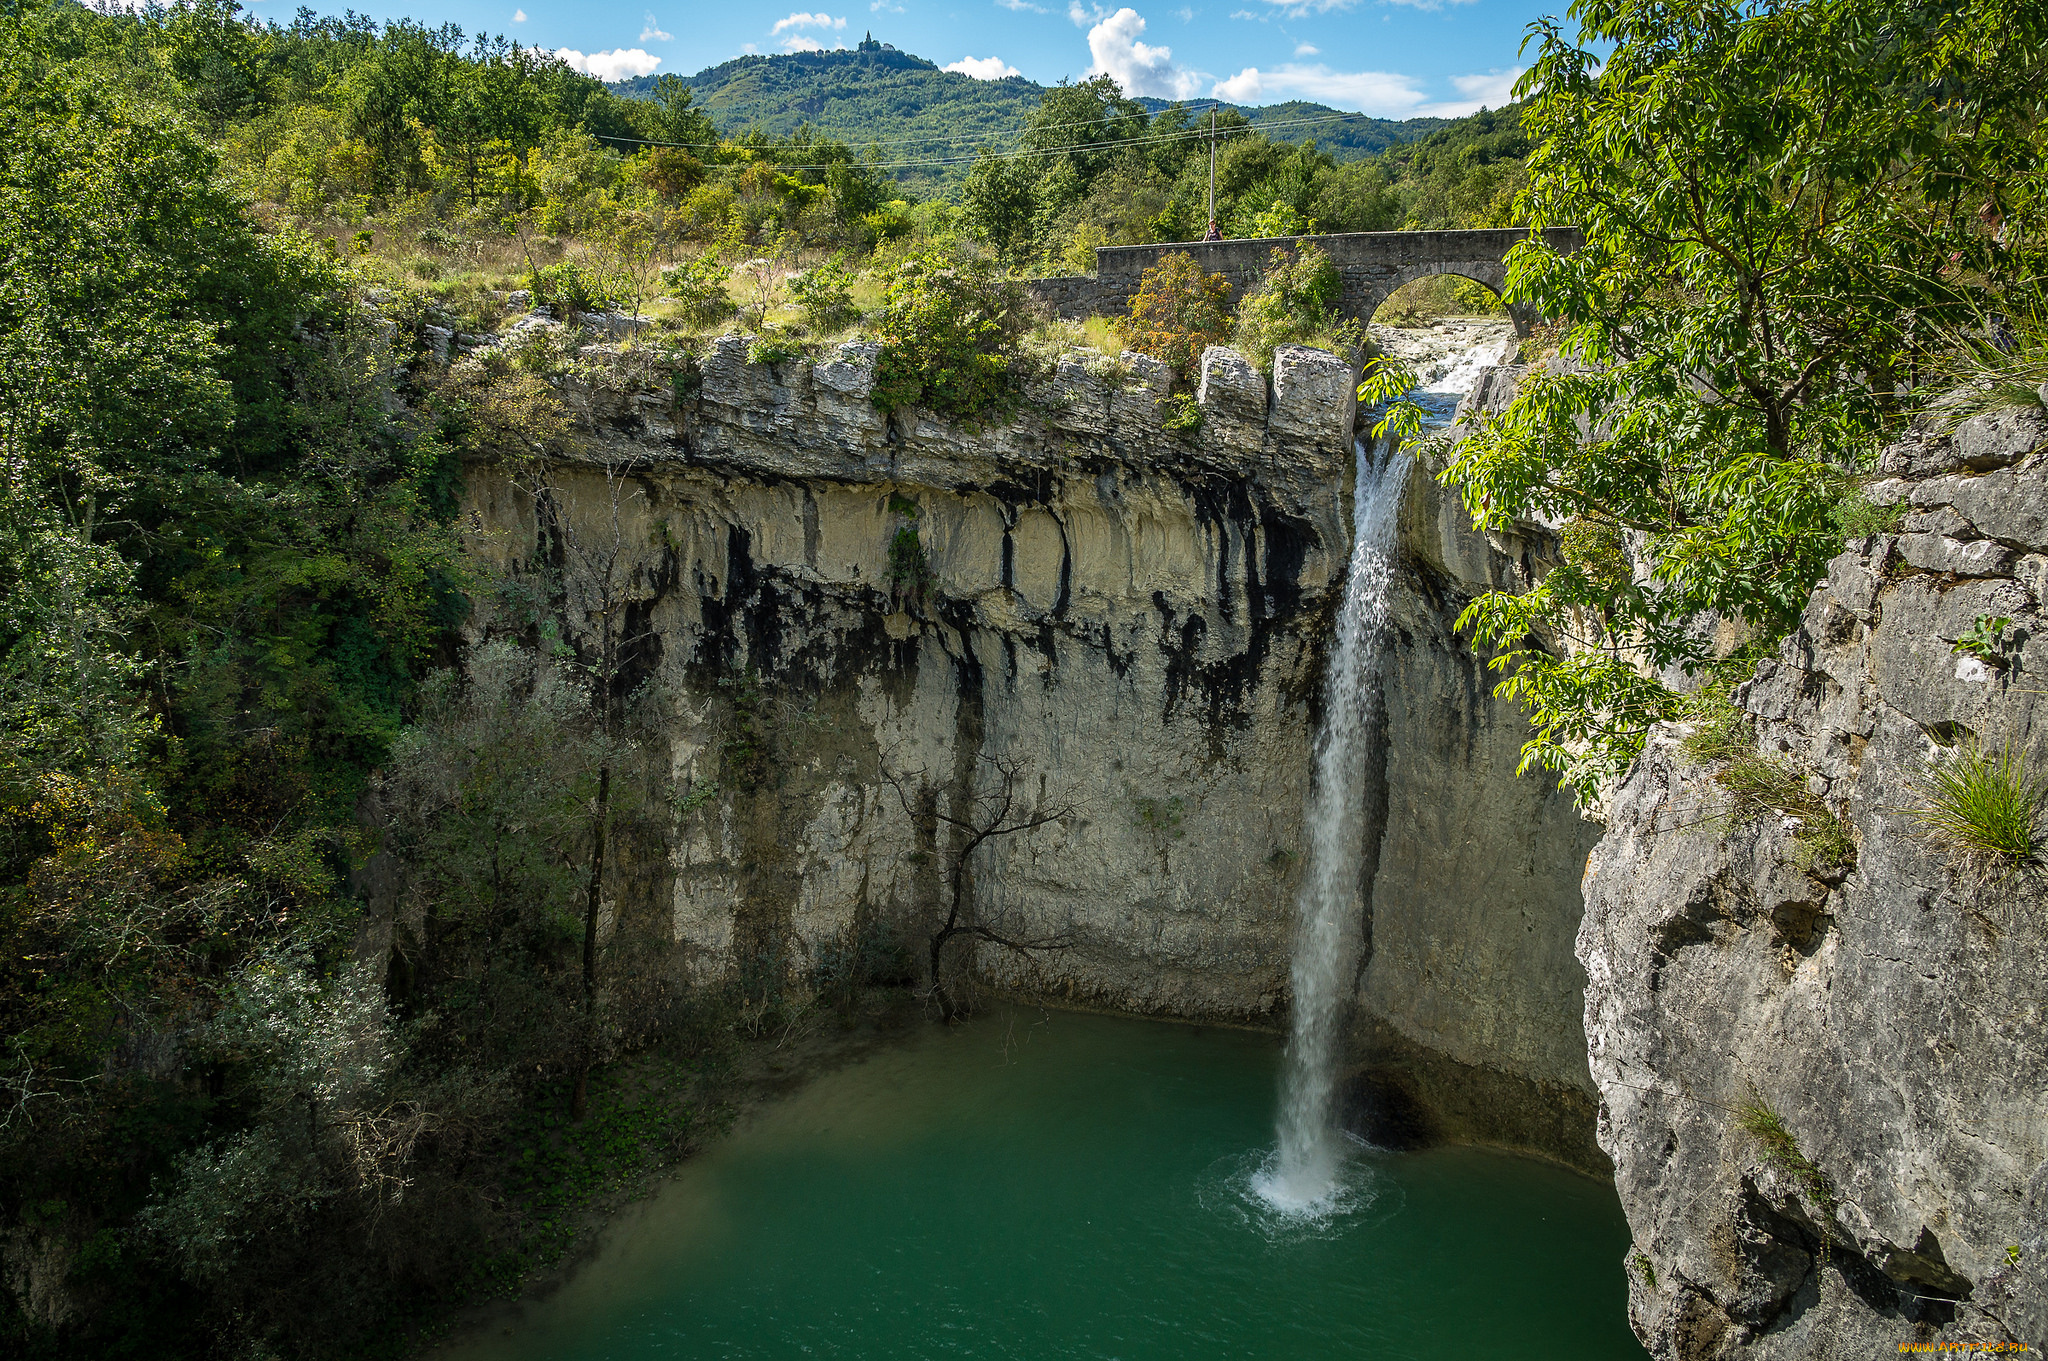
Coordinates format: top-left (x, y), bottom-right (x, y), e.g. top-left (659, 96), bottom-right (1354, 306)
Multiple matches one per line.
top-left (464, 335), bottom-right (1363, 1021)
top-left (1581, 407), bottom-right (2048, 1355)
top-left (459, 330), bottom-right (1603, 1165)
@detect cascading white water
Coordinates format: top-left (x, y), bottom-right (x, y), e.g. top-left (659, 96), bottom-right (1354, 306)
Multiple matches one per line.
top-left (1254, 323), bottom-right (1511, 1215)
top-left (1253, 435), bottom-right (1410, 1213)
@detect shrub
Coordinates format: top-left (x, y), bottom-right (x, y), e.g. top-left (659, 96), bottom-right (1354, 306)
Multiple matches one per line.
top-left (1912, 742), bottom-right (2046, 878)
top-left (1230, 244), bottom-right (1361, 373)
top-left (1952, 615), bottom-right (2016, 667)
top-left (659, 250), bottom-right (735, 325)
top-left (746, 329), bottom-right (806, 366)
top-left (1245, 199), bottom-right (1317, 238)
top-left (639, 147), bottom-right (705, 202)
top-left (528, 261), bottom-right (612, 316)
top-left (1160, 392), bottom-right (1202, 433)
top-left (862, 200), bottom-right (913, 245)
top-left (788, 253), bottom-right (861, 332)
top-left (869, 248), bottom-right (1027, 419)
top-left (886, 527), bottom-right (930, 608)
top-left (1119, 251), bottom-right (1232, 382)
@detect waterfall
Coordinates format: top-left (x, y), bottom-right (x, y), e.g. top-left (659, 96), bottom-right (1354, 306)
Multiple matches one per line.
top-left (1253, 323), bottom-right (1511, 1216)
top-left (1254, 434), bottom-right (1410, 1213)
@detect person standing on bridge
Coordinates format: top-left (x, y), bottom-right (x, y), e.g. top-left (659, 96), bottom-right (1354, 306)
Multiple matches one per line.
top-left (1204, 219), bottom-right (1222, 241)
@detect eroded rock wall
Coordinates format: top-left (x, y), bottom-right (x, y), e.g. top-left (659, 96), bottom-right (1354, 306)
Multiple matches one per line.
top-left (463, 336), bottom-right (1361, 1020)
top-left (459, 332), bottom-right (1605, 1165)
top-left (1582, 408), bottom-right (2048, 1355)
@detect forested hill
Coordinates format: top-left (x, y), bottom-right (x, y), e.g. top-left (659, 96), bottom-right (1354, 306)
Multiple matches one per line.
top-left (611, 46), bottom-right (1444, 192)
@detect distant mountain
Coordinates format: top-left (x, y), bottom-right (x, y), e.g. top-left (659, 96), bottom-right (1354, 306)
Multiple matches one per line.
top-left (612, 45), bottom-right (1448, 194)
top-left (1130, 97), bottom-right (1450, 160)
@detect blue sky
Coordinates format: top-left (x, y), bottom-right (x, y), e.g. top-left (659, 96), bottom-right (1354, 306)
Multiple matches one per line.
top-left (300, 0), bottom-right (1555, 120)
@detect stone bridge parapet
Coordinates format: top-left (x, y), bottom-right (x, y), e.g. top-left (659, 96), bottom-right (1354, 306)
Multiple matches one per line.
top-left (1026, 226), bottom-right (1582, 336)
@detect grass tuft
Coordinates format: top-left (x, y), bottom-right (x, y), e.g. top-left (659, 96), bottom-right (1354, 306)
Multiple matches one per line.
top-left (1716, 754), bottom-right (1857, 871)
top-left (1735, 1085), bottom-right (1836, 1214)
top-left (1912, 742), bottom-right (2046, 879)
top-left (1831, 484), bottom-right (1904, 541)
top-left (1924, 308), bottom-right (2048, 425)
top-left (1678, 687), bottom-right (1754, 765)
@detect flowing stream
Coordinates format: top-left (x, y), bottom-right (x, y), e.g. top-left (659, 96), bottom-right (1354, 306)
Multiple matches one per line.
top-left (1256, 321), bottom-right (1513, 1214)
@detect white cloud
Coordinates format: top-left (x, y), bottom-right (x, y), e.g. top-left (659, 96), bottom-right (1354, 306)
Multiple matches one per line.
top-left (554, 47), bottom-right (663, 79)
top-left (1240, 0), bottom-right (1473, 11)
top-left (1208, 61), bottom-right (1522, 116)
top-left (945, 54), bottom-right (1022, 78)
top-left (1241, 0), bottom-right (1350, 12)
top-left (782, 33), bottom-right (826, 48)
top-left (640, 13), bottom-right (673, 41)
top-left (1211, 62), bottom-right (1423, 115)
top-left (1084, 7), bottom-right (1202, 99)
top-left (1445, 66), bottom-right (1523, 107)
top-left (1213, 67), bottom-right (1263, 101)
top-left (873, 0), bottom-right (906, 9)
top-left (995, 0), bottom-right (1047, 9)
top-left (1174, 4), bottom-right (1192, 16)
top-left (772, 11), bottom-right (847, 33)
top-left (512, 8), bottom-right (527, 21)
top-left (1292, 41), bottom-right (1317, 55)
top-left (1068, 1), bottom-right (1106, 24)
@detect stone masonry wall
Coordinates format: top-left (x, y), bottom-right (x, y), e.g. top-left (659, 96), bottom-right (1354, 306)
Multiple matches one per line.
top-left (1024, 227), bottom-right (1581, 329)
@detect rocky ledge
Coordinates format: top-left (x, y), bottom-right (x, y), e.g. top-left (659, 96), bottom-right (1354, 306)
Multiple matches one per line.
top-left (1582, 404), bottom-right (2048, 1354)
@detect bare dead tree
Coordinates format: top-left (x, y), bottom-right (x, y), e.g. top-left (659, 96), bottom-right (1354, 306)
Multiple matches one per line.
top-left (881, 752), bottom-right (1080, 1022)
top-left (511, 444), bottom-right (657, 1122)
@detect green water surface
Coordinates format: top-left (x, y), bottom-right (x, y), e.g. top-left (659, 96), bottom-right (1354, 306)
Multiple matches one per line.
top-left (442, 1008), bottom-right (1643, 1361)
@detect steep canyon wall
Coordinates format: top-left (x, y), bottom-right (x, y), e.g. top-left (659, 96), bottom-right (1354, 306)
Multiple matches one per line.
top-left (457, 331), bottom-right (1604, 1167)
top-left (1583, 408), bottom-right (2048, 1355)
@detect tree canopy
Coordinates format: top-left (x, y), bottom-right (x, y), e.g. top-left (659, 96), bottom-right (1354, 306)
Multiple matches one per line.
top-left (1437, 0), bottom-right (2048, 797)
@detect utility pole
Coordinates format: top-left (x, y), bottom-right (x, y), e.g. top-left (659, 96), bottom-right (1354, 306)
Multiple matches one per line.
top-left (1208, 106), bottom-right (1217, 224)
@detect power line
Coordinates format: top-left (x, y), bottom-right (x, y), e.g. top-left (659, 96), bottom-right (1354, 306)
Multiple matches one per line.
top-left (668, 101), bottom-right (1235, 153)
top-left (591, 107), bottom-right (1401, 172)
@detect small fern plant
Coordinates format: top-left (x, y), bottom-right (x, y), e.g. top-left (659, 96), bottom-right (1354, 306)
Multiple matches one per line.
top-left (1912, 742), bottom-right (2046, 879)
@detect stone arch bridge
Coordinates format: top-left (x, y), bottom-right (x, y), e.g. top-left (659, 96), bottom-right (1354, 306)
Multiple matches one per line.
top-left (1025, 227), bottom-right (1582, 337)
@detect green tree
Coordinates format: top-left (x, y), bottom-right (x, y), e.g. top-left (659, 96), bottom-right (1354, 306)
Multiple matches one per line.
top-left (1229, 244), bottom-right (1360, 373)
top-left (960, 149), bottom-right (1040, 263)
top-left (869, 248), bottom-right (1028, 418)
top-left (1442, 0), bottom-right (2048, 799)
top-left (1119, 252), bottom-right (1233, 382)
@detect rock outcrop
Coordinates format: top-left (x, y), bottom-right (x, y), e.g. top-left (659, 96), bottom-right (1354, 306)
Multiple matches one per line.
top-left (1581, 408), bottom-right (2048, 1354)
top-left (456, 327), bottom-right (1606, 1168)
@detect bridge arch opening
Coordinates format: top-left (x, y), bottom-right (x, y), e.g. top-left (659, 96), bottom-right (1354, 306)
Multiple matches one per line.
top-left (1370, 271), bottom-right (1508, 328)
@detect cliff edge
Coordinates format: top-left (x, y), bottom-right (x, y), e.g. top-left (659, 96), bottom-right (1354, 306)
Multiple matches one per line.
top-left (1582, 407), bottom-right (2048, 1354)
